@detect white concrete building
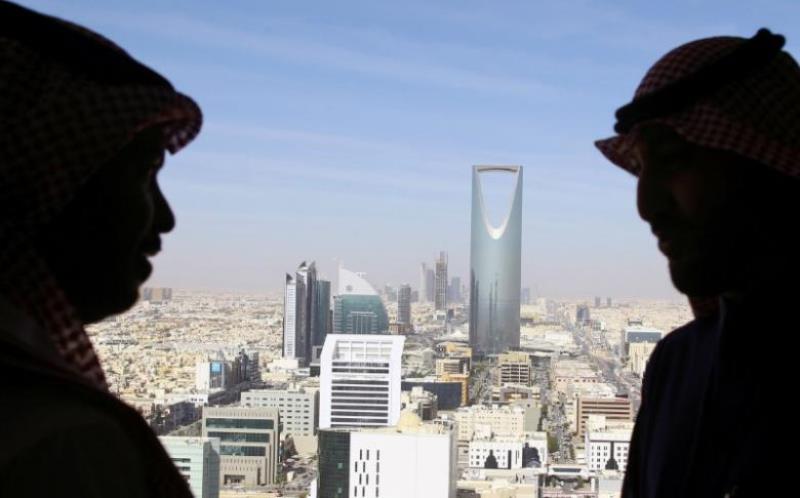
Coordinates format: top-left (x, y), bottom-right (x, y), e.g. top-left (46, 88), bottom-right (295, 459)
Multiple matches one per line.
top-left (453, 404), bottom-right (526, 441)
top-left (468, 433), bottom-right (548, 470)
top-left (320, 334), bottom-right (405, 429)
top-left (585, 418), bottom-right (633, 472)
top-left (241, 386), bottom-right (319, 437)
top-left (317, 413), bottom-right (457, 498)
top-left (283, 274), bottom-right (299, 359)
top-left (158, 436), bottom-right (220, 498)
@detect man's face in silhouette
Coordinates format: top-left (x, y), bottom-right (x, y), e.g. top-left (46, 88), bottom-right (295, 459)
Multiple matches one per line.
top-left (35, 127), bottom-right (175, 323)
top-left (633, 124), bottom-right (797, 298)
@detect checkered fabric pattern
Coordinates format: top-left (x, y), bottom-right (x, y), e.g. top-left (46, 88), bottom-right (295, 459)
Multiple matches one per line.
top-left (595, 35), bottom-right (800, 179)
top-left (595, 33), bottom-right (800, 317)
top-left (1, 16), bottom-right (201, 390)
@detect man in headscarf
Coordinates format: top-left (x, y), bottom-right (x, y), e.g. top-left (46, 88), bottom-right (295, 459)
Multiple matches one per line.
top-left (0, 2), bottom-right (201, 496)
top-left (596, 29), bottom-right (800, 496)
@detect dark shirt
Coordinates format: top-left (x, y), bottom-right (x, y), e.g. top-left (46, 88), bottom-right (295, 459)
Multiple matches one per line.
top-left (0, 299), bottom-right (192, 497)
top-left (622, 300), bottom-right (778, 497)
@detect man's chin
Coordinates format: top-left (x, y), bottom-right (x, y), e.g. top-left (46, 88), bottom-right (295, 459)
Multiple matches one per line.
top-left (75, 286), bottom-right (139, 324)
top-left (668, 258), bottom-right (727, 297)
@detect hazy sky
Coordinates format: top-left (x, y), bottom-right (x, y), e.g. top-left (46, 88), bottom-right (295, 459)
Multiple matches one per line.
top-left (24, 0), bottom-right (800, 298)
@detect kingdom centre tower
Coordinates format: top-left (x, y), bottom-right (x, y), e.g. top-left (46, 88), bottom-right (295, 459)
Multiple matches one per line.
top-left (469, 165), bottom-right (522, 356)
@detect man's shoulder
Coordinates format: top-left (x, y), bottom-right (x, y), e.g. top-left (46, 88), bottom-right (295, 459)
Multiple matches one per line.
top-left (642, 314), bottom-right (720, 399)
top-left (653, 314), bottom-right (718, 359)
top-left (0, 377), bottom-right (143, 463)
top-left (0, 392), bottom-right (149, 496)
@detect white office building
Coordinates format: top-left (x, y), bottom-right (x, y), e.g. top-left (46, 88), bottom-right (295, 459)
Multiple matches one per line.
top-left (241, 386), bottom-right (319, 437)
top-left (320, 334), bottom-right (405, 429)
top-left (585, 417), bottom-right (633, 472)
top-left (158, 436), bottom-right (220, 498)
top-left (202, 406), bottom-right (280, 486)
top-left (317, 413), bottom-right (457, 498)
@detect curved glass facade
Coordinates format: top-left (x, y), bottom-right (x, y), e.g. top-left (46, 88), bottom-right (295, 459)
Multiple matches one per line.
top-left (469, 166), bottom-right (522, 356)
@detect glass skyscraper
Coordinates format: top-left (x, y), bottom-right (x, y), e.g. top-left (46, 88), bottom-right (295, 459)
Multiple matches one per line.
top-left (469, 165), bottom-right (523, 356)
top-left (333, 267), bottom-right (389, 334)
top-left (313, 279), bottom-right (331, 348)
top-left (283, 261), bottom-right (330, 366)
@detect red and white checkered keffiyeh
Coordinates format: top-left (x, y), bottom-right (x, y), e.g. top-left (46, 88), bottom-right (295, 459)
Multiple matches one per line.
top-left (595, 32), bottom-right (800, 178)
top-left (1, 5), bottom-right (201, 390)
top-left (595, 31), bottom-right (800, 317)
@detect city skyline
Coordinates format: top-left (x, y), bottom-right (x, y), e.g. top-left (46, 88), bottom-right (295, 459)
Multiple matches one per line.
top-left (22, 0), bottom-right (800, 299)
top-left (7, 2), bottom-right (789, 497)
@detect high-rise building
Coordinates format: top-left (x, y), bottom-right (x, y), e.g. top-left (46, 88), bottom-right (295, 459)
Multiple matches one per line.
top-left (241, 387), bottom-right (319, 437)
top-left (383, 284), bottom-right (398, 302)
top-left (202, 406), bottom-right (280, 486)
top-left (313, 279), bottom-right (331, 348)
top-left (320, 334), bottom-right (405, 429)
top-left (284, 261), bottom-right (325, 366)
top-left (317, 416), bottom-right (458, 498)
top-left (196, 360), bottom-right (227, 391)
top-left (595, 296), bottom-right (602, 308)
top-left (397, 284), bottom-right (411, 325)
top-left (333, 267), bottom-right (389, 334)
top-left (521, 287), bottom-right (531, 306)
top-left (283, 273), bottom-right (300, 360)
top-left (469, 165), bottom-right (523, 356)
top-left (448, 276), bottom-right (462, 303)
top-left (434, 251), bottom-right (448, 311)
top-left (418, 263), bottom-right (436, 304)
top-left (295, 261), bottom-right (317, 363)
top-left (419, 263), bottom-right (428, 304)
top-left (425, 268), bottom-right (435, 303)
top-left (159, 437), bottom-right (221, 498)
top-left (142, 287), bottom-right (173, 303)
top-left (576, 304), bottom-right (591, 325)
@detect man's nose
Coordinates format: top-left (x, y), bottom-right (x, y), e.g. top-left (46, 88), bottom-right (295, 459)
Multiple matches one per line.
top-left (153, 183), bottom-right (176, 234)
top-left (637, 165), bottom-right (672, 225)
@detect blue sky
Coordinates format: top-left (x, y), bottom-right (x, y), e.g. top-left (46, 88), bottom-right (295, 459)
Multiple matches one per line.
top-left (23, 0), bottom-right (800, 298)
